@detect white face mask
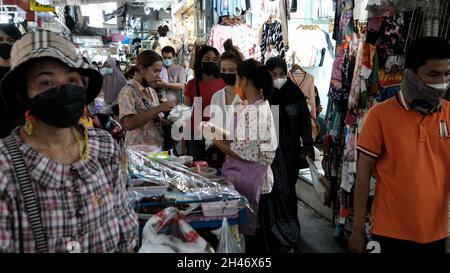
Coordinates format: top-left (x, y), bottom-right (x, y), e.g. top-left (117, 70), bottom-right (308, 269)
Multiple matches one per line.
top-left (273, 77), bottom-right (288, 89)
top-left (426, 82), bottom-right (450, 91)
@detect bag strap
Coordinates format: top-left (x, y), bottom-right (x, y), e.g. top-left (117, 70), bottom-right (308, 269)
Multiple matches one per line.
top-left (195, 79), bottom-right (201, 98)
top-left (128, 83), bottom-right (152, 110)
top-left (4, 135), bottom-right (48, 253)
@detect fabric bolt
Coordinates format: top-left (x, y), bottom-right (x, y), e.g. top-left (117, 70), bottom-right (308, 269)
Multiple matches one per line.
top-left (118, 79), bottom-right (164, 148)
top-left (0, 128), bottom-right (138, 253)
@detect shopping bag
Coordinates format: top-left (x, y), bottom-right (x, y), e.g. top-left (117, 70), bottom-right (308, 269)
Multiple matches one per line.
top-left (217, 217), bottom-right (243, 253)
top-left (307, 157), bottom-right (330, 205)
top-left (139, 207), bottom-right (214, 253)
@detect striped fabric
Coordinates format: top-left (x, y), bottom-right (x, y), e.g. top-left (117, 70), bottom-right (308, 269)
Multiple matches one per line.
top-left (0, 128), bottom-right (138, 253)
top-left (260, 21), bottom-right (285, 64)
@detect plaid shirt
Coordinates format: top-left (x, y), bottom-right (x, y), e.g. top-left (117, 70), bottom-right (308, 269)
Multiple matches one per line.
top-left (0, 128), bottom-right (138, 253)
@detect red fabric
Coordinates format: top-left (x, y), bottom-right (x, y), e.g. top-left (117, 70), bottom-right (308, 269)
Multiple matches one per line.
top-left (184, 78), bottom-right (226, 108)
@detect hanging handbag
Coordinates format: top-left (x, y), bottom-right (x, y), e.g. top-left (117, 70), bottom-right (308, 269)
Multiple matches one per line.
top-left (4, 135), bottom-right (49, 253)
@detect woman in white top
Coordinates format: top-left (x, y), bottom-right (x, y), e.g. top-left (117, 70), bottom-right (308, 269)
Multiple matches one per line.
top-left (203, 59), bottom-right (278, 253)
top-left (206, 40), bottom-right (243, 158)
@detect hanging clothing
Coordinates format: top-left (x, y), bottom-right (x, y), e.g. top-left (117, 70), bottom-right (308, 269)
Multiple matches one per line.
top-left (260, 20), bottom-right (285, 63)
top-left (290, 71), bottom-right (316, 118)
top-left (288, 28), bottom-right (329, 67)
top-left (210, 24), bottom-right (256, 59)
top-left (213, 0), bottom-right (246, 16)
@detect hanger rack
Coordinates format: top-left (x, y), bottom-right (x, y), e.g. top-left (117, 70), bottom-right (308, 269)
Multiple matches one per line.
top-left (296, 24), bottom-right (321, 30)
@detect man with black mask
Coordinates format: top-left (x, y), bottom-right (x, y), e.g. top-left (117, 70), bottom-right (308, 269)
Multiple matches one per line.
top-left (0, 23), bottom-right (22, 138)
top-left (349, 37), bottom-right (450, 254)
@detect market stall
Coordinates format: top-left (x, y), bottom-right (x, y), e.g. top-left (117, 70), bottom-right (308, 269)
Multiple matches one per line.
top-left (126, 146), bottom-right (249, 252)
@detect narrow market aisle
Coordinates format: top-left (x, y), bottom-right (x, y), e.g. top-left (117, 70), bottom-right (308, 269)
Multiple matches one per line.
top-left (297, 200), bottom-right (346, 253)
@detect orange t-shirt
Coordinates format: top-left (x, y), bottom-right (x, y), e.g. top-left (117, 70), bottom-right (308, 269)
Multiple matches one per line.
top-left (357, 91), bottom-right (450, 243)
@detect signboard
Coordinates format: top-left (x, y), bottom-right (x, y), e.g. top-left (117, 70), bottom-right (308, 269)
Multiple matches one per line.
top-left (111, 33), bottom-right (125, 42)
top-left (30, 0), bottom-right (55, 12)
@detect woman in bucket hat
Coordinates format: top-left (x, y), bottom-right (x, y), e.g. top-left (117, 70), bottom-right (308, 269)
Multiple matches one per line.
top-left (0, 31), bottom-right (138, 253)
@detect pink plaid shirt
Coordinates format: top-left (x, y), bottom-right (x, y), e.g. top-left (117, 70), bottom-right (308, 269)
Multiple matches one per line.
top-left (0, 128), bottom-right (138, 253)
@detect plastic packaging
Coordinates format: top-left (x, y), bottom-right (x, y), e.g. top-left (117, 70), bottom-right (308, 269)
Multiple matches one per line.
top-left (217, 217), bottom-right (243, 253)
top-left (139, 207), bottom-right (215, 253)
top-left (307, 157), bottom-right (330, 205)
top-left (127, 146), bottom-right (249, 218)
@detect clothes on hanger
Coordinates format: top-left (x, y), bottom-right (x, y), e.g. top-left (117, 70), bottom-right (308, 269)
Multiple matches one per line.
top-left (260, 18), bottom-right (285, 63)
top-left (213, 0), bottom-right (247, 17)
top-left (210, 24), bottom-right (257, 59)
top-left (290, 67), bottom-right (316, 118)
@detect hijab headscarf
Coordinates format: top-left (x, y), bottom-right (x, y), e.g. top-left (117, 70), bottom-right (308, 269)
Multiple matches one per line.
top-left (103, 57), bottom-right (127, 105)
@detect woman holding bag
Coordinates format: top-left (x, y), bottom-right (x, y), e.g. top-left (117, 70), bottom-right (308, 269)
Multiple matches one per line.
top-left (203, 59), bottom-right (278, 253)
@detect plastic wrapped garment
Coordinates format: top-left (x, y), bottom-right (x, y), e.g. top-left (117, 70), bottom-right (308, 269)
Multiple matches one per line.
top-left (126, 146), bottom-right (250, 216)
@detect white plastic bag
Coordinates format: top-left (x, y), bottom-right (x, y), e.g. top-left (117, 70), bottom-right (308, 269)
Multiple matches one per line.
top-left (138, 207), bottom-right (214, 253)
top-left (307, 157), bottom-right (330, 205)
top-left (217, 217), bottom-right (244, 253)
top-left (167, 104), bottom-right (192, 123)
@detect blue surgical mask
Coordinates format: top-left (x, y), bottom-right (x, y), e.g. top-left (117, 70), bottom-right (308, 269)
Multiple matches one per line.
top-left (102, 68), bottom-right (113, 75)
top-left (163, 59), bottom-right (173, 67)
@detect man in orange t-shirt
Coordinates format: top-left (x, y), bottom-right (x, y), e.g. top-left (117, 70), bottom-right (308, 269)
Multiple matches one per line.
top-left (349, 37), bottom-right (450, 253)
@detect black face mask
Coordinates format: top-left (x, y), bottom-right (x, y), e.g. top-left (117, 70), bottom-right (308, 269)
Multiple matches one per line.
top-left (0, 43), bottom-right (12, 59)
top-left (202, 62), bottom-right (219, 76)
top-left (27, 84), bottom-right (87, 128)
top-left (221, 73), bottom-right (236, 86)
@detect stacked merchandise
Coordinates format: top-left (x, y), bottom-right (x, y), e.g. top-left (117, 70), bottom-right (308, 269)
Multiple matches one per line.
top-left (323, 0), bottom-right (423, 242)
top-left (126, 146), bottom-right (249, 234)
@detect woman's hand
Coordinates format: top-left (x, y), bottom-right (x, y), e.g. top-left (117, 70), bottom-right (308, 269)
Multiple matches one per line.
top-left (158, 101), bottom-right (176, 113)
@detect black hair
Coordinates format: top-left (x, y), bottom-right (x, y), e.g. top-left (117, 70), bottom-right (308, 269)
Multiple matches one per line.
top-left (405, 37), bottom-right (450, 73)
top-left (162, 46), bottom-right (176, 57)
top-left (237, 59), bottom-right (274, 100)
top-left (136, 50), bottom-right (163, 68)
top-left (92, 61), bottom-right (97, 65)
top-left (266, 57), bottom-right (287, 74)
top-left (194, 45), bottom-right (220, 80)
top-left (220, 39), bottom-right (244, 64)
top-left (0, 24), bottom-right (22, 41)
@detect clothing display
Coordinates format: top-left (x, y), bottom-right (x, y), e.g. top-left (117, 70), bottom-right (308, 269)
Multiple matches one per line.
top-left (288, 26), bottom-right (331, 67)
top-left (209, 24), bottom-right (258, 59)
top-left (260, 20), bottom-right (286, 63)
top-left (213, 0), bottom-right (248, 17)
top-left (290, 70), bottom-right (317, 118)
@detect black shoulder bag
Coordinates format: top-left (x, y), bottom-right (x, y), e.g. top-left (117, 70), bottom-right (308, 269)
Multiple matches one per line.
top-left (4, 135), bottom-right (49, 253)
